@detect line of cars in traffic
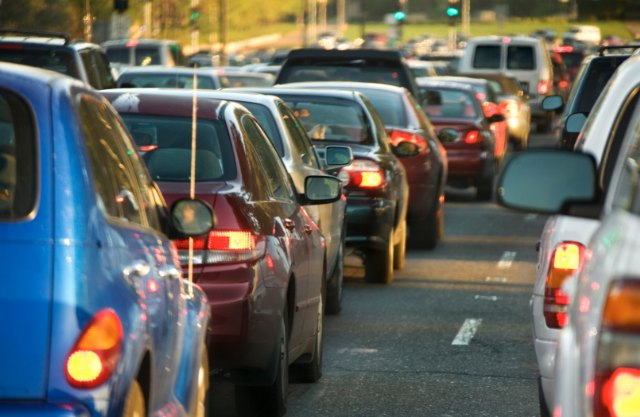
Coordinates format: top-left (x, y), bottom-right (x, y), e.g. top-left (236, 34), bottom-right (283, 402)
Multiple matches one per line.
top-left (0, 29), bottom-right (539, 417)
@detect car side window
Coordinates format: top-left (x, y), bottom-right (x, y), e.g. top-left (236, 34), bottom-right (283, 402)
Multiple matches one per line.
top-left (0, 89), bottom-right (37, 221)
top-left (609, 93), bottom-right (640, 213)
top-left (360, 95), bottom-right (390, 152)
top-left (78, 95), bottom-right (146, 226)
top-left (278, 102), bottom-right (320, 169)
top-left (241, 115), bottom-right (296, 202)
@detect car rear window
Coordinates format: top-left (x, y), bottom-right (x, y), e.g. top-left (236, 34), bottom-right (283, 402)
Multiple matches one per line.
top-left (507, 46), bottom-right (535, 70)
top-left (276, 96), bottom-right (373, 144)
top-left (472, 45), bottom-right (501, 69)
top-left (422, 87), bottom-right (479, 120)
top-left (105, 47), bottom-right (129, 65)
top-left (0, 88), bottom-right (37, 220)
top-left (120, 115), bottom-right (236, 182)
top-left (134, 46), bottom-right (163, 66)
top-left (356, 88), bottom-right (407, 127)
top-left (117, 72), bottom-right (218, 89)
top-left (279, 63), bottom-right (405, 87)
top-left (0, 47), bottom-right (80, 78)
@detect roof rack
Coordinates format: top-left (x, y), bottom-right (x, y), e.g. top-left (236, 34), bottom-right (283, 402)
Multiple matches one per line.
top-left (0, 29), bottom-right (70, 45)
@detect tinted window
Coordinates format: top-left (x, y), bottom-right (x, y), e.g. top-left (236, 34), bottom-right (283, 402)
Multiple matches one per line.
top-left (507, 46), bottom-right (535, 70)
top-left (79, 96), bottom-right (144, 225)
top-left (277, 102), bottom-right (320, 169)
top-left (280, 62), bottom-right (406, 87)
top-left (573, 57), bottom-right (629, 114)
top-left (135, 46), bottom-right (162, 66)
top-left (105, 47), bottom-right (130, 65)
top-left (0, 47), bottom-right (79, 78)
top-left (278, 95), bottom-right (372, 144)
top-left (357, 88), bottom-right (407, 127)
top-left (238, 102), bottom-right (284, 155)
top-left (241, 116), bottom-right (295, 201)
top-left (121, 115), bottom-right (236, 182)
top-left (423, 88), bottom-right (480, 119)
top-left (611, 105), bottom-right (640, 213)
top-left (0, 89), bottom-right (37, 220)
top-left (117, 72), bottom-right (217, 89)
top-left (473, 45), bottom-right (501, 69)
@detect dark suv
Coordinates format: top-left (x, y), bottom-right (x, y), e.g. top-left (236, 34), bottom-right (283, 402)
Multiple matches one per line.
top-left (543, 45), bottom-right (636, 149)
top-left (274, 48), bottom-right (421, 99)
top-left (0, 30), bottom-right (116, 89)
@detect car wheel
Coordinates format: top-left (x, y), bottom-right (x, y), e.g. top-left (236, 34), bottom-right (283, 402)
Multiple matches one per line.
top-left (364, 228), bottom-right (394, 284)
top-left (236, 316), bottom-right (288, 417)
top-left (123, 379), bottom-right (145, 417)
top-left (191, 344), bottom-right (210, 417)
top-left (393, 219), bottom-right (406, 270)
top-left (538, 377), bottom-right (551, 417)
top-left (325, 235), bottom-right (344, 315)
top-left (475, 167), bottom-right (495, 201)
top-left (291, 278), bottom-right (324, 382)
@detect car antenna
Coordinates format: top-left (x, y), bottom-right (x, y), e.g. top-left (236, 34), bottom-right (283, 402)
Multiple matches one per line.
top-left (186, 64), bottom-right (199, 297)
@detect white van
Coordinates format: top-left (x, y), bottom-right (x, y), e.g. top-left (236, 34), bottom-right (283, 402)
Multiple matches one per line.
top-left (562, 25), bottom-right (601, 45)
top-left (459, 36), bottom-right (554, 132)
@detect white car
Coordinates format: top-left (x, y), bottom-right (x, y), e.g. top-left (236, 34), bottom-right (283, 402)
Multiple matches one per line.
top-left (499, 53), bottom-right (640, 417)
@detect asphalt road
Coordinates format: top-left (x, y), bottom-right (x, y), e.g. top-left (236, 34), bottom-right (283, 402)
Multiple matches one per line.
top-left (211, 130), bottom-right (557, 417)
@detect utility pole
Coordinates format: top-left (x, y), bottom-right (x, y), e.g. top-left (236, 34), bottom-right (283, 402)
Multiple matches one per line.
top-left (360, 0), bottom-right (366, 39)
top-left (218, 0), bottom-right (227, 66)
top-left (462, 0), bottom-right (470, 39)
top-left (83, 0), bottom-right (92, 42)
top-left (143, 0), bottom-right (151, 38)
top-left (337, 0), bottom-right (346, 36)
top-left (190, 0), bottom-right (200, 53)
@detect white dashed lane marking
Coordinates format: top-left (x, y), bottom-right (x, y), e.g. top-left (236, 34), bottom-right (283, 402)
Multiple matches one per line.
top-left (498, 251), bottom-right (517, 269)
top-left (452, 319), bottom-right (483, 345)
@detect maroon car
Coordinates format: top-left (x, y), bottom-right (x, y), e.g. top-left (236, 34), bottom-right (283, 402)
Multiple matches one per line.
top-left (417, 79), bottom-right (501, 201)
top-left (103, 89), bottom-right (342, 416)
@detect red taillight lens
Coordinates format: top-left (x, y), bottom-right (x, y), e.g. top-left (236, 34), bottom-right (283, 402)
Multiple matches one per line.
top-left (538, 80), bottom-right (552, 95)
top-left (389, 129), bottom-right (427, 151)
top-left (338, 159), bottom-right (385, 189)
top-left (559, 80), bottom-right (569, 89)
top-left (138, 145), bottom-right (158, 152)
top-left (543, 242), bottom-right (585, 329)
top-left (66, 309), bottom-right (123, 388)
top-left (594, 280), bottom-right (640, 417)
top-left (174, 230), bottom-right (264, 265)
top-left (464, 130), bottom-right (480, 144)
top-left (499, 100), bottom-right (520, 116)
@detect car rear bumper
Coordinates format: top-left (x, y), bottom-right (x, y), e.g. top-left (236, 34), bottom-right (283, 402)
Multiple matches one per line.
top-left (406, 182), bottom-right (438, 222)
top-left (344, 195), bottom-right (395, 252)
top-left (445, 150), bottom-right (490, 178)
top-left (195, 263), bottom-right (284, 384)
top-left (0, 403), bottom-right (92, 417)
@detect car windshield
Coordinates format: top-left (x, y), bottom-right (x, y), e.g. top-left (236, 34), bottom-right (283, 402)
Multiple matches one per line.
top-left (276, 96), bottom-right (373, 144)
top-left (120, 115), bottom-right (236, 182)
top-left (421, 87), bottom-right (479, 119)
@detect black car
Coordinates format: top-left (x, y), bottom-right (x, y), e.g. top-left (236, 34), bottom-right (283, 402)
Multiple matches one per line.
top-left (274, 48), bottom-right (421, 100)
top-left (542, 45), bottom-right (636, 149)
top-left (0, 29), bottom-right (116, 89)
top-left (231, 87), bottom-right (409, 284)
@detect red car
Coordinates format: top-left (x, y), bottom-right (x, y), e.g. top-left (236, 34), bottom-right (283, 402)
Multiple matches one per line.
top-left (417, 79), bottom-right (503, 201)
top-left (103, 89), bottom-right (342, 416)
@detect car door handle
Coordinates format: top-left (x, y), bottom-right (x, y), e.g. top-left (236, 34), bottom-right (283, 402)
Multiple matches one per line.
top-left (284, 218), bottom-right (296, 230)
top-left (123, 261), bottom-right (150, 280)
top-left (159, 265), bottom-right (182, 280)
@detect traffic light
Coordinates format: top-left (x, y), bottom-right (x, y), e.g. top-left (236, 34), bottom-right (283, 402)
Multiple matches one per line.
top-left (446, 6), bottom-right (459, 25)
top-left (114, 0), bottom-right (128, 12)
top-left (190, 5), bottom-right (200, 30)
top-left (393, 10), bottom-right (407, 24)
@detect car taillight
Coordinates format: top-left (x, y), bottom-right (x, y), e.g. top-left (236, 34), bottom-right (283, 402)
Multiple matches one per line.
top-left (174, 230), bottom-right (265, 265)
top-left (338, 159), bottom-right (385, 189)
top-left (594, 279), bottom-right (640, 417)
top-left (544, 242), bottom-right (585, 329)
top-left (389, 129), bottom-right (427, 151)
top-left (464, 130), bottom-right (480, 144)
top-left (559, 80), bottom-right (569, 89)
top-left (138, 145), bottom-right (158, 152)
top-left (538, 80), bottom-right (553, 95)
top-left (66, 309), bottom-right (123, 388)
top-left (499, 100), bottom-right (520, 117)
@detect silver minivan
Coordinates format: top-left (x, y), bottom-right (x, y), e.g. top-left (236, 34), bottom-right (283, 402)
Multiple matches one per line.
top-left (459, 36), bottom-right (554, 132)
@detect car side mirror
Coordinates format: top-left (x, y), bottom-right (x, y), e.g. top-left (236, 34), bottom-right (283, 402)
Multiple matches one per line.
top-left (565, 113), bottom-right (588, 134)
top-left (542, 95), bottom-right (564, 112)
top-left (393, 141), bottom-right (421, 157)
top-left (325, 145), bottom-right (353, 167)
top-left (301, 175), bottom-right (342, 205)
top-left (171, 198), bottom-right (216, 237)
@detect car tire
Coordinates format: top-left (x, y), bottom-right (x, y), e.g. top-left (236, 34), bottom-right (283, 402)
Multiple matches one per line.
top-left (191, 344), bottom-right (210, 417)
top-left (236, 316), bottom-right (288, 417)
top-left (325, 235), bottom-right (345, 315)
top-left (393, 219), bottom-right (406, 270)
top-left (291, 277), bottom-right (325, 383)
top-left (475, 167), bottom-right (495, 201)
top-left (538, 377), bottom-right (551, 417)
top-left (364, 228), bottom-right (394, 284)
top-left (409, 201), bottom-right (441, 250)
top-left (123, 379), bottom-right (145, 417)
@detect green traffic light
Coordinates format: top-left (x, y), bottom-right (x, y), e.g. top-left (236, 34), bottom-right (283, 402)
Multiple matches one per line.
top-left (446, 7), bottom-right (459, 17)
top-left (393, 10), bottom-right (407, 21)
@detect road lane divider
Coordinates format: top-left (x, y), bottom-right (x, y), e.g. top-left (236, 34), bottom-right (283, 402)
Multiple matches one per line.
top-left (485, 276), bottom-right (508, 282)
top-left (474, 295), bottom-right (498, 301)
top-left (452, 318), bottom-right (483, 345)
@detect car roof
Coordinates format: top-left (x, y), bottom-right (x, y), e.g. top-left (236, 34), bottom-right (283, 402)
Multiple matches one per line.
top-left (102, 38), bottom-right (180, 47)
top-left (275, 81), bottom-right (407, 94)
top-left (285, 48), bottom-right (406, 61)
top-left (0, 29), bottom-right (70, 45)
top-left (119, 66), bottom-right (219, 75)
top-left (415, 77), bottom-right (476, 92)
top-left (228, 86), bottom-right (364, 101)
top-left (466, 35), bottom-right (543, 45)
top-left (435, 76), bottom-right (488, 86)
top-left (189, 89), bottom-right (282, 106)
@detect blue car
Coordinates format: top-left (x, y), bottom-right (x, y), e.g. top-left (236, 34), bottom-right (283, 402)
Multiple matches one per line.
top-left (0, 63), bottom-right (212, 417)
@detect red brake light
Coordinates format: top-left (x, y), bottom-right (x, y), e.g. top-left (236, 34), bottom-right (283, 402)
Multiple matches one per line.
top-left (389, 129), bottom-right (427, 151)
top-left (544, 242), bottom-right (585, 329)
top-left (554, 45), bottom-right (574, 53)
top-left (559, 80), bottom-right (569, 89)
top-left (339, 159), bottom-right (385, 189)
top-left (125, 39), bottom-right (139, 47)
top-left (139, 145), bottom-right (158, 152)
top-left (207, 231), bottom-right (255, 251)
top-left (598, 368), bottom-right (640, 417)
top-left (174, 230), bottom-right (264, 265)
top-left (464, 130), bottom-right (480, 144)
top-left (538, 80), bottom-right (552, 95)
top-left (66, 310), bottom-right (123, 388)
